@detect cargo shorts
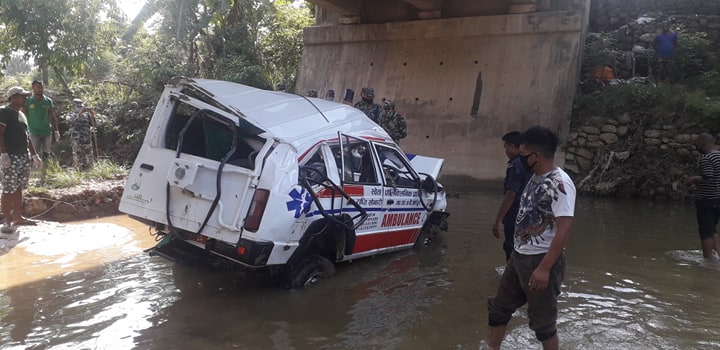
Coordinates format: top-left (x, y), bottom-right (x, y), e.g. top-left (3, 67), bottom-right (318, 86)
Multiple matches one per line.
top-left (487, 252), bottom-right (566, 337)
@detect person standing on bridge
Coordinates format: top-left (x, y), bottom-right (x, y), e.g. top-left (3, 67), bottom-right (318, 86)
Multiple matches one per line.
top-left (354, 87), bottom-right (382, 124)
top-left (486, 126), bottom-right (576, 350)
top-left (492, 131), bottom-right (531, 262)
top-left (684, 132), bottom-right (720, 260)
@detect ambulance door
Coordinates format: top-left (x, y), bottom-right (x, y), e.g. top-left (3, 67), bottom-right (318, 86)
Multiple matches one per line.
top-left (374, 143), bottom-right (425, 247)
top-left (336, 134), bottom-right (385, 253)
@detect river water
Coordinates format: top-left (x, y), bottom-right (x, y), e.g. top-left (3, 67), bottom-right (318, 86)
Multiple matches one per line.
top-left (1, 188), bottom-right (719, 349)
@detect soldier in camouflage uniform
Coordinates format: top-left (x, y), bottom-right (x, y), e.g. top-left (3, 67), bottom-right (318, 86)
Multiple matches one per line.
top-left (353, 87), bottom-right (382, 124)
top-left (68, 98), bottom-right (96, 170)
top-left (380, 100), bottom-right (407, 144)
top-left (307, 89), bottom-right (318, 98)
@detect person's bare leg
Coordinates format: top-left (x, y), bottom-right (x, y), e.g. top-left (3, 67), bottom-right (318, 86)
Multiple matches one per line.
top-left (11, 190), bottom-right (23, 223)
top-left (541, 334), bottom-right (559, 350)
top-left (1, 192), bottom-right (12, 224)
top-left (712, 233), bottom-right (720, 259)
top-left (701, 237), bottom-right (715, 259)
top-left (486, 325), bottom-right (507, 350)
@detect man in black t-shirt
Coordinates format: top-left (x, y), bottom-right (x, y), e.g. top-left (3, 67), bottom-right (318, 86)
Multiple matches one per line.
top-left (685, 132), bottom-right (720, 259)
top-left (0, 87), bottom-right (42, 232)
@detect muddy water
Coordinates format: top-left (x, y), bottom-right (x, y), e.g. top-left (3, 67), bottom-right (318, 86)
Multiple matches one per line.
top-left (1, 189), bottom-right (720, 349)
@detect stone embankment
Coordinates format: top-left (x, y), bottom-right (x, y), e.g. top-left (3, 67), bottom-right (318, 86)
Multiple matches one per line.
top-left (564, 115), bottom-right (704, 199)
top-left (23, 180), bottom-right (126, 222)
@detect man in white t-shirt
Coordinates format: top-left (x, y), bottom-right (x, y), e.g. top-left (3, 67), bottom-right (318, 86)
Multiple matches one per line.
top-left (485, 126), bottom-right (576, 350)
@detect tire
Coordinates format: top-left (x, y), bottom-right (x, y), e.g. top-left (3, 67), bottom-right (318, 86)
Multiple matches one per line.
top-left (289, 255), bottom-right (336, 289)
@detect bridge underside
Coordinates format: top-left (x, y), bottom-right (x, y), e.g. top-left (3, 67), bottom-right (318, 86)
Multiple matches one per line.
top-left (298, 0), bottom-right (591, 180)
top-left (309, 0), bottom-right (575, 24)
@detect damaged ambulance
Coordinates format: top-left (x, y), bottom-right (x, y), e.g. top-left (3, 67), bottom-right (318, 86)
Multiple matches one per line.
top-left (119, 77), bottom-right (450, 288)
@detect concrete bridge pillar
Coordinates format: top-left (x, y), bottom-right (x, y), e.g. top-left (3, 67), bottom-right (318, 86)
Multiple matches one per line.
top-left (299, 0), bottom-right (591, 181)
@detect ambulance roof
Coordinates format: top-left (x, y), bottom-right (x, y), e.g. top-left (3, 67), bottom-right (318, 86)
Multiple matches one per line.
top-left (170, 78), bottom-right (391, 149)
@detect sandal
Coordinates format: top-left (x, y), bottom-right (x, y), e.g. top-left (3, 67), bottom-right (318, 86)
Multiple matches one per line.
top-left (1, 222), bottom-right (16, 233)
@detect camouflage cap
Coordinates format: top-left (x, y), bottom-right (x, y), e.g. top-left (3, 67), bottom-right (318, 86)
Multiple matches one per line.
top-left (383, 99), bottom-right (395, 111)
top-left (361, 87), bottom-right (375, 98)
top-left (307, 89), bottom-right (318, 97)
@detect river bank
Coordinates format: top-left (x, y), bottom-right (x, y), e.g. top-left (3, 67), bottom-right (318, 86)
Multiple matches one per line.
top-left (23, 179), bottom-right (126, 222)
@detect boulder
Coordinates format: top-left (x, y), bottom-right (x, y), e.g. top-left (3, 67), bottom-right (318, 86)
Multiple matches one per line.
top-left (581, 126), bottom-right (601, 135)
top-left (617, 125), bottom-right (629, 137)
top-left (601, 125), bottom-right (618, 133)
top-left (600, 133), bottom-right (619, 144)
top-left (674, 134), bottom-right (693, 144)
top-left (644, 130), bottom-right (662, 138)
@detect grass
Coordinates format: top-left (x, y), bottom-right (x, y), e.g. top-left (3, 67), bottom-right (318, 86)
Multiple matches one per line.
top-left (27, 158), bottom-right (129, 191)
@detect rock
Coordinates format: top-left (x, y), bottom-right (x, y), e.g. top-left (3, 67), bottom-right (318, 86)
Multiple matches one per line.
top-left (24, 198), bottom-right (49, 217)
top-left (568, 131), bottom-right (578, 141)
top-left (617, 125), bottom-right (629, 137)
top-left (644, 130), bottom-right (662, 138)
top-left (576, 137), bottom-right (587, 147)
top-left (617, 113), bottom-right (632, 125)
top-left (662, 125), bottom-right (676, 130)
top-left (677, 148), bottom-right (690, 156)
top-left (577, 157), bottom-right (594, 171)
top-left (575, 148), bottom-right (594, 160)
top-left (674, 134), bottom-right (693, 144)
top-left (639, 33), bottom-right (655, 42)
top-left (581, 126), bottom-right (601, 135)
top-left (566, 153), bottom-right (576, 161)
top-left (645, 138), bottom-right (662, 146)
top-left (615, 151), bottom-right (630, 160)
top-left (588, 135), bottom-right (600, 142)
top-left (586, 141), bottom-right (604, 148)
top-left (600, 133), bottom-right (619, 144)
top-left (565, 163), bottom-right (580, 174)
top-left (601, 125), bottom-right (618, 133)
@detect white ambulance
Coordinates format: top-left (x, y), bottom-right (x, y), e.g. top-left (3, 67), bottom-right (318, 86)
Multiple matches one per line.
top-left (119, 77), bottom-right (449, 288)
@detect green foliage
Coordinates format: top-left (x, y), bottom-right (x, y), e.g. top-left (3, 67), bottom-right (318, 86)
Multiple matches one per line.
top-left (687, 70), bottom-right (720, 97)
top-left (0, 0), bottom-right (124, 82)
top-left (37, 159), bottom-right (128, 189)
top-left (669, 31), bottom-right (717, 80)
top-left (260, 0), bottom-right (315, 90)
top-left (581, 33), bottom-right (618, 80)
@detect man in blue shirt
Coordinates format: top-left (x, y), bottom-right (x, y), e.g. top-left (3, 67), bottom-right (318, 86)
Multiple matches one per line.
top-left (653, 25), bottom-right (678, 83)
top-left (493, 131), bottom-right (531, 261)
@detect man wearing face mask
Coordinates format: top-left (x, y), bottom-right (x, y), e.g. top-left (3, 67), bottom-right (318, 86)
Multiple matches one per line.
top-left (486, 126), bottom-right (576, 350)
top-left (67, 98), bottom-right (97, 170)
top-left (353, 87), bottom-right (382, 124)
top-left (492, 131), bottom-right (531, 262)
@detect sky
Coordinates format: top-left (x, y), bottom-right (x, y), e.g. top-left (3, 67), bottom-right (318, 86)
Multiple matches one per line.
top-left (118, 0), bottom-right (146, 19)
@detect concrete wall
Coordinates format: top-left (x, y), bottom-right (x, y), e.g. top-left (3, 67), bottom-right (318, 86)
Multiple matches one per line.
top-left (297, 6), bottom-right (590, 180)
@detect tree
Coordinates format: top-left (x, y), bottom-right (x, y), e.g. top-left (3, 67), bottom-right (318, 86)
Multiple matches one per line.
top-left (0, 0), bottom-right (124, 87)
top-left (260, 0), bottom-right (314, 91)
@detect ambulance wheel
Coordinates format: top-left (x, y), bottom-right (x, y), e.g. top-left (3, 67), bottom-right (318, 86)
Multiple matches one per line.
top-left (289, 255), bottom-right (336, 289)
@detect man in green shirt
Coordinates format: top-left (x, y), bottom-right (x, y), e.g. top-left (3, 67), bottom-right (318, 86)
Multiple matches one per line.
top-left (22, 80), bottom-right (59, 182)
top-left (0, 87), bottom-right (43, 232)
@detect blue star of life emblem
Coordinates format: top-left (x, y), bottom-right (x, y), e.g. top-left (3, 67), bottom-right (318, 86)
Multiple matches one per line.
top-left (286, 187), bottom-right (312, 218)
